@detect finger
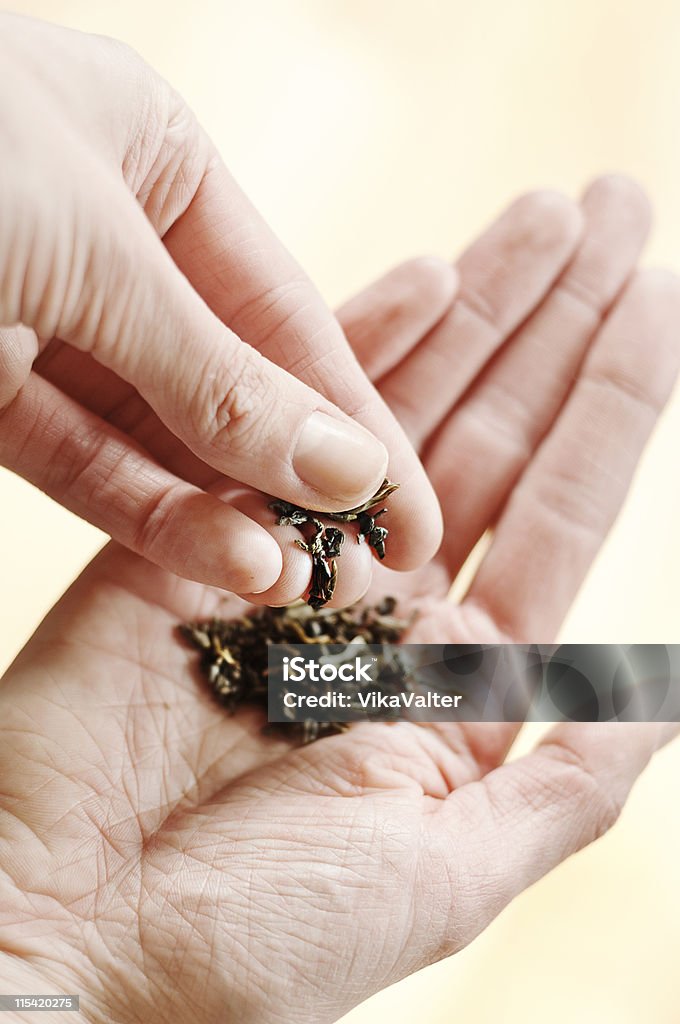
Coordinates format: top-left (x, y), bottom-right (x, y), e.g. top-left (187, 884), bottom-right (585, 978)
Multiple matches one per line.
top-left (34, 345), bottom-right (379, 609)
top-left (34, 340), bottom-right (217, 488)
top-left (33, 345), bottom-right (379, 606)
top-left (466, 268), bottom-right (680, 641)
top-left (33, 256), bottom-right (458, 489)
top-left (211, 487), bottom-right (374, 608)
top-left (376, 191), bottom-right (584, 445)
top-left (426, 174), bottom-right (652, 575)
top-left (429, 722), bottom-right (679, 955)
top-left (0, 373), bottom-right (283, 593)
top-left (33, 251), bottom-right (459, 493)
top-left (3, 168), bottom-right (391, 522)
top-left (161, 155), bottom-right (444, 569)
top-left (336, 257), bottom-right (459, 380)
top-left (0, 323), bottom-right (39, 407)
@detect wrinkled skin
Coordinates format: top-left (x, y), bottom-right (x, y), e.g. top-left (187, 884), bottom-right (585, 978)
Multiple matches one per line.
top-left (1, 177), bottom-right (679, 1023)
top-left (0, 12), bottom-right (448, 597)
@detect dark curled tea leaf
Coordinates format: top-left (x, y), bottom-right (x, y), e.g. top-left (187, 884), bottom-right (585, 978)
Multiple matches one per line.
top-left (269, 478), bottom-right (399, 609)
top-left (179, 598), bottom-right (411, 744)
top-left (293, 521), bottom-right (345, 609)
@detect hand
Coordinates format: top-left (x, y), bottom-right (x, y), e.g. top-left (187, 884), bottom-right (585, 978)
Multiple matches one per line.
top-left (1, 177), bottom-right (678, 1024)
top-left (0, 13), bottom-right (450, 597)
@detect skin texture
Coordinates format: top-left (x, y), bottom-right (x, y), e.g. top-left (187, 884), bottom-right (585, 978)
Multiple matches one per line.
top-left (1, 176), bottom-right (679, 1024)
top-left (0, 12), bottom-right (449, 599)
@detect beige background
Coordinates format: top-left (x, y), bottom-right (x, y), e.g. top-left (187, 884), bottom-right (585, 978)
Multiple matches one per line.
top-left (1, 1), bottom-right (679, 1020)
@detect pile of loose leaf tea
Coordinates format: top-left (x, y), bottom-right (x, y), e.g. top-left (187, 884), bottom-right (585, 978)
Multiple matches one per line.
top-left (180, 597), bottom-right (411, 744)
top-left (269, 478), bottom-right (399, 609)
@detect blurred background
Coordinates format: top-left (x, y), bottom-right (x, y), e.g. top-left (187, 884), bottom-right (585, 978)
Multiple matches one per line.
top-left (1, 0), bottom-right (679, 1020)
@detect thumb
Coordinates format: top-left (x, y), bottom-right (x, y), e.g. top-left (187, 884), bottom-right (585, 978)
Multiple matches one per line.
top-left (2, 163), bottom-right (388, 513)
top-left (428, 721), bottom-right (679, 958)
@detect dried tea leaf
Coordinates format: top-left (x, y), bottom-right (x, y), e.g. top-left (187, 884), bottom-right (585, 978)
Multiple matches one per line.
top-left (269, 479), bottom-right (399, 608)
top-left (180, 598), bottom-right (411, 743)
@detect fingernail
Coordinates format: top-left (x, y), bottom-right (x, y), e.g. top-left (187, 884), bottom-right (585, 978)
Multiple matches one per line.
top-left (293, 411), bottom-right (388, 506)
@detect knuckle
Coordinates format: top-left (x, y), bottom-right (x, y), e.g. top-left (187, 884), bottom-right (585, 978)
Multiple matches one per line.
top-left (401, 255), bottom-right (457, 292)
top-left (88, 34), bottom-right (161, 110)
top-left (198, 344), bottom-right (277, 458)
top-left (587, 172), bottom-right (650, 210)
top-left (92, 32), bottom-right (145, 69)
top-left (130, 87), bottom-right (209, 235)
top-left (510, 189), bottom-right (583, 245)
top-left (135, 482), bottom-right (187, 559)
top-left (459, 281), bottom-right (504, 332)
top-left (31, 422), bottom-right (116, 505)
top-left (89, 35), bottom-right (207, 234)
top-left (584, 361), bottom-right (668, 419)
top-left (555, 270), bottom-right (604, 320)
top-left (387, 257), bottom-right (458, 316)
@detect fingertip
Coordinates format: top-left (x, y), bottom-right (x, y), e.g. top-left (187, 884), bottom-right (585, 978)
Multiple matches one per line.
top-left (235, 488), bottom-right (375, 608)
top-left (242, 542), bottom-right (311, 605)
top-left (244, 539), bottom-right (373, 609)
top-left (397, 256), bottom-right (460, 313)
top-left (230, 490), bottom-right (311, 605)
top-left (338, 256), bottom-right (460, 381)
top-left (582, 173), bottom-right (653, 232)
top-left (164, 494), bottom-right (283, 594)
top-left (376, 465), bottom-right (443, 572)
top-left (233, 528), bottom-right (284, 594)
top-left (510, 189), bottom-right (585, 250)
top-left (212, 531), bottom-right (284, 596)
top-left (324, 540), bottom-right (373, 608)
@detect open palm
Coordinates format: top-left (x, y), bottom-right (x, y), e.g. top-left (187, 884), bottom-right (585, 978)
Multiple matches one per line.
top-left (1, 177), bottom-right (678, 1024)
